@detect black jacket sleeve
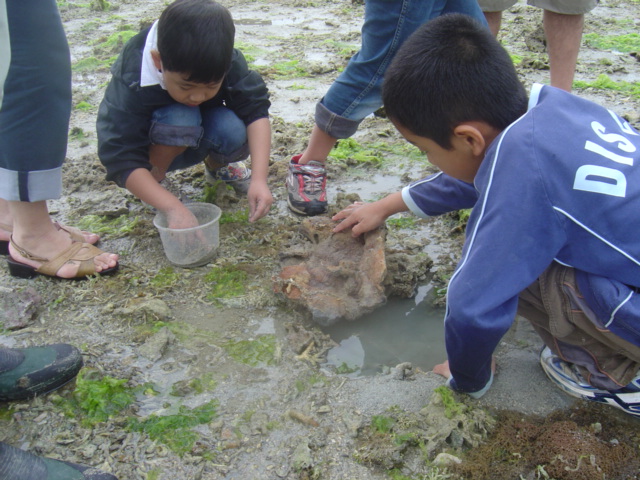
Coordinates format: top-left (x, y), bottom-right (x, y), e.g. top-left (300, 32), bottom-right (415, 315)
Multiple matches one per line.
top-left (96, 29), bottom-right (270, 187)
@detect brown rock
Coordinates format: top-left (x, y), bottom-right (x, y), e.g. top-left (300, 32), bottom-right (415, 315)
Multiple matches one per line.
top-left (274, 217), bottom-right (387, 326)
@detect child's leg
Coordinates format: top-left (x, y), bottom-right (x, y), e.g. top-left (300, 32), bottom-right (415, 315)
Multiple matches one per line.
top-left (198, 106), bottom-right (249, 169)
top-left (518, 263), bottom-right (640, 390)
top-left (187, 107), bottom-right (251, 190)
top-left (148, 104), bottom-right (204, 177)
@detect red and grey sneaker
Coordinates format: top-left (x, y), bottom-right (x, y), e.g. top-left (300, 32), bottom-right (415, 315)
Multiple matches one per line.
top-left (286, 154), bottom-right (328, 216)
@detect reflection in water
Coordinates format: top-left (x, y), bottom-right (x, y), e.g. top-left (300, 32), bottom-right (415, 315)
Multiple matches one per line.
top-left (322, 284), bottom-right (447, 376)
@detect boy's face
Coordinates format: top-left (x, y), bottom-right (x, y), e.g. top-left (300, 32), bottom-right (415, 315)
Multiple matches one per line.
top-left (161, 70), bottom-right (223, 107)
top-left (394, 121), bottom-right (484, 184)
top-left (152, 51), bottom-right (222, 106)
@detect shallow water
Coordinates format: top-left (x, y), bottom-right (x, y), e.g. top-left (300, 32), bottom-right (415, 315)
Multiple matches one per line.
top-left (322, 283), bottom-right (447, 377)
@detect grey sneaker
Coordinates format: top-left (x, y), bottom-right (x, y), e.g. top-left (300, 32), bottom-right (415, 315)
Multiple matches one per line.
top-left (205, 161), bottom-right (252, 194)
top-left (540, 346), bottom-right (640, 417)
top-left (286, 154), bottom-right (327, 216)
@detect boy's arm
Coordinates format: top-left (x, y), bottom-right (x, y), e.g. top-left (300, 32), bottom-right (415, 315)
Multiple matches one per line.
top-left (97, 76), bottom-right (157, 187)
top-left (331, 171), bottom-right (476, 236)
top-left (246, 117), bottom-right (273, 222)
top-left (402, 172), bottom-right (478, 218)
top-left (332, 192), bottom-right (408, 236)
top-left (125, 168), bottom-right (198, 229)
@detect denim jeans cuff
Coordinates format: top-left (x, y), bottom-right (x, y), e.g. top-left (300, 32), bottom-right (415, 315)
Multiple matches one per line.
top-left (315, 101), bottom-right (361, 139)
top-left (149, 122), bottom-right (203, 148)
top-left (205, 143), bottom-right (250, 168)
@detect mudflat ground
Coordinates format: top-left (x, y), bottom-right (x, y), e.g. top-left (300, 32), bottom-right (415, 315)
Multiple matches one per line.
top-left (1, 0), bottom-right (640, 479)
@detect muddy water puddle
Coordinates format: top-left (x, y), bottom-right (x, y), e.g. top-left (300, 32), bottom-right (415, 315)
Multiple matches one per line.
top-left (322, 283), bottom-right (447, 376)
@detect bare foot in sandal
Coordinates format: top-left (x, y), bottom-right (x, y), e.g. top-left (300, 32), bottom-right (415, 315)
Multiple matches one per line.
top-left (8, 228), bottom-right (118, 279)
top-left (0, 199), bottom-right (100, 247)
top-left (0, 220), bottom-right (100, 246)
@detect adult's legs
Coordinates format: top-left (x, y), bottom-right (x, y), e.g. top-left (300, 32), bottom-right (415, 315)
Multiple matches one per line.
top-left (543, 10), bottom-right (584, 92)
top-left (478, 0), bottom-right (516, 37)
top-left (530, 0), bottom-right (597, 91)
top-left (0, 0), bottom-right (117, 277)
top-left (483, 11), bottom-right (503, 37)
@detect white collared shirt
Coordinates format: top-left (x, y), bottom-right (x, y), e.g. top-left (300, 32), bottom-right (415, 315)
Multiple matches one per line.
top-left (140, 20), bottom-right (165, 89)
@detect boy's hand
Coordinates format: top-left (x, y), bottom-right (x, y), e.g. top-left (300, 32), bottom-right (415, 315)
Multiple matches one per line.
top-left (164, 204), bottom-right (208, 250)
top-left (332, 202), bottom-right (388, 237)
top-left (247, 181), bottom-right (273, 223)
top-left (166, 203), bottom-right (200, 230)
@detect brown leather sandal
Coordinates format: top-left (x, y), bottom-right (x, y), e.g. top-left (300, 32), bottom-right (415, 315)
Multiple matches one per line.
top-left (7, 237), bottom-right (118, 279)
top-left (53, 222), bottom-right (100, 245)
top-left (0, 221), bottom-right (99, 256)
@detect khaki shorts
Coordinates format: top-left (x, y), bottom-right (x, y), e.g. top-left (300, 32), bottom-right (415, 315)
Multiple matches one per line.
top-left (479, 0), bottom-right (598, 15)
top-left (518, 263), bottom-right (640, 390)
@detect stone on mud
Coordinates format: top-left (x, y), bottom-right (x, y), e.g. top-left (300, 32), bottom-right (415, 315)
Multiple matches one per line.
top-left (0, 286), bottom-right (42, 330)
top-left (274, 216), bottom-right (387, 326)
top-left (138, 326), bottom-right (175, 362)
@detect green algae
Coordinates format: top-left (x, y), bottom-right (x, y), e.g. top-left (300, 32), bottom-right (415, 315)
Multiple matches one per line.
top-left (150, 267), bottom-right (181, 288)
top-left (75, 101), bottom-right (93, 111)
top-left (57, 369), bottom-right (136, 425)
top-left (387, 216), bottom-right (419, 230)
top-left (126, 400), bottom-right (219, 456)
top-left (220, 209), bottom-right (250, 225)
top-left (583, 32), bottom-right (640, 53)
top-left (371, 415), bottom-right (396, 434)
top-left (574, 74), bottom-right (640, 99)
top-left (329, 137), bottom-right (424, 168)
top-left (222, 335), bottom-right (277, 366)
top-left (204, 265), bottom-right (247, 301)
top-left (76, 214), bottom-right (140, 238)
top-left (434, 386), bottom-right (466, 420)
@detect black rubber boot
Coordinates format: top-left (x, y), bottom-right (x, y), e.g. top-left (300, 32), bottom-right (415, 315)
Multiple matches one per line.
top-left (0, 344), bottom-right (83, 401)
top-left (0, 442), bottom-right (118, 480)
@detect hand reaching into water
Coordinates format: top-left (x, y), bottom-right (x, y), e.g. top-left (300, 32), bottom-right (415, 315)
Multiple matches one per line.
top-left (166, 204), bottom-right (200, 230)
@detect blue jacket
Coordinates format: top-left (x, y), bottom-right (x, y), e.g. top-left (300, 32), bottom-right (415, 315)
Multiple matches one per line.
top-left (402, 84), bottom-right (640, 394)
top-left (97, 27), bottom-right (270, 187)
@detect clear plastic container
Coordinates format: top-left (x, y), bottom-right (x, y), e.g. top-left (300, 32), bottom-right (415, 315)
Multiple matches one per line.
top-left (153, 202), bottom-right (221, 268)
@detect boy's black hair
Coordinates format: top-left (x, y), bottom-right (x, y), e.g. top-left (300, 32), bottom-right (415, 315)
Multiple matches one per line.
top-left (382, 14), bottom-right (528, 149)
top-left (157, 0), bottom-right (235, 83)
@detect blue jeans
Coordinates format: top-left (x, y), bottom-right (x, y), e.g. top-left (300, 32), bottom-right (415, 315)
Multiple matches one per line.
top-left (149, 104), bottom-right (249, 172)
top-left (317, 0), bottom-right (487, 139)
top-left (0, 0), bottom-right (71, 202)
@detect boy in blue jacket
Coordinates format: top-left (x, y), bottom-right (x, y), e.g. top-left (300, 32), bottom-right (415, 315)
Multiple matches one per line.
top-left (97, 0), bottom-right (273, 228)
top-left (333, 13), bottom-right (640, 417)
